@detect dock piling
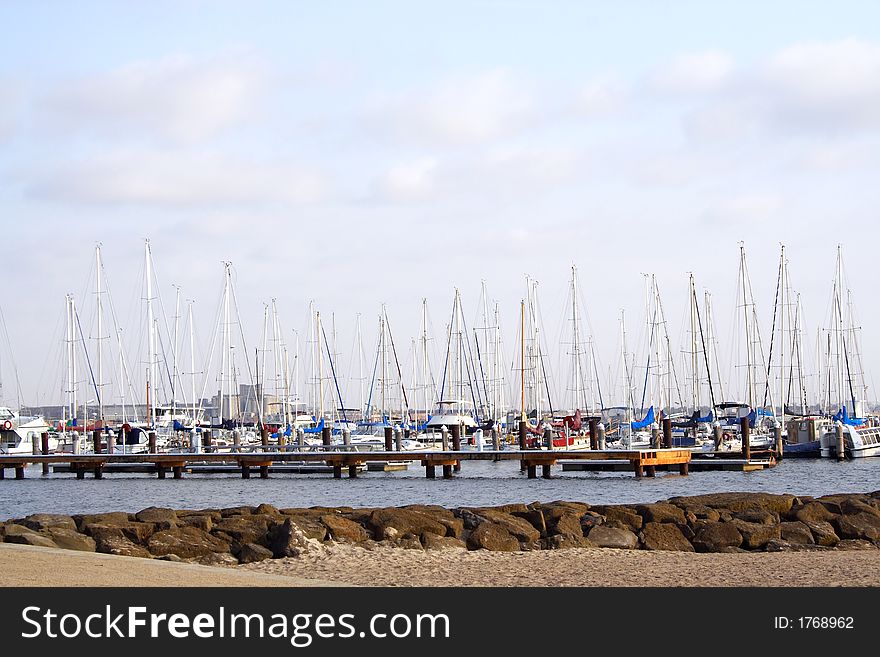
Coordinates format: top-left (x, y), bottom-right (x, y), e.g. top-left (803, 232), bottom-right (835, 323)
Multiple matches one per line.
top-left (442, 464), bottom-right (453, 479)
top-left (518, 420), bottom-right (527, 450)
top-left (322, 425), bottom-right (332, 447)
top-left (172, 466), bottom-right (183, 479)
top-left (41, 432), bottom-right (50, 475)
top-left (259, 465), bottom-right (269, 479)
top-left (441, 425), bottom-right (449, 451)
top-left (203, 430), bottom-right (212, 453)
top-left (774, 422), bottom-right (783, 460)
top-left (241, 465), bottom-right (250, 479)
top-left (662, 418), bottom-right (673, 449)
top-left (541, 463), bottom-right (551, 479)
top-left (348, 464), bottom-right (358, 478)
top-left (15, 466), bottom-right (25, 479)
top-left (836, 422), bottom-right (845, 461)
top-left (543, 427), bottom-right (553, 450)
top-left (333, 464), bottom-right (342, 478)
top-left (148, 431), bottom-right (157, 454)
top-left (394, 427), bottom-right (402, 452)
top-left (452, 424), bottom-right (462, 472)
top-left (425, 465), bottom-right (435, 479)
top-left (384, 426), bottom-right (393, 451)
top-left (597, 422), bottom-right (606, 450)
top-left (157, 466), bottom-right (166, 479)
top-left (589, 418), bottom-right (598, 450)
top-left (261, 426), bottom-right (270, 450)
top-left (526, 464), bottom-right (537, 479)
top-left (740, 416), bottom-right (751, 461)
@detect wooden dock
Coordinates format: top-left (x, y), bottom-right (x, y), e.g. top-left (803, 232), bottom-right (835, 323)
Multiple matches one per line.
top-left (0, 447), bottom-right (692, 480)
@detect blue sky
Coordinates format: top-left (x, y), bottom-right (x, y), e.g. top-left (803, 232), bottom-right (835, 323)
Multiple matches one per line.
top-left (2, 1), bottom-right (880, 411)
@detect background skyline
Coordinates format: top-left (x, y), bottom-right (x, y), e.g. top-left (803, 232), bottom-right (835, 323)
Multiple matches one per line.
top-left (2, 1), bottom-right (879, 414)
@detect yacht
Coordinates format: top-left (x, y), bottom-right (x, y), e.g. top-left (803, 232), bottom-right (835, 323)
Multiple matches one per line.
top-left (0, 406), bottom-right (54, 454)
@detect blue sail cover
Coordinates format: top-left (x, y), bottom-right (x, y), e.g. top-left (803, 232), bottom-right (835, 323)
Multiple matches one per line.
top-left (631, 406), bottom-right (655, 430)
top-left (302, 417), bottom-right (325, 434)
top-left (696, 411), bottom-right (713, 423)
top-left (833, 406), bottom-right (866, 426)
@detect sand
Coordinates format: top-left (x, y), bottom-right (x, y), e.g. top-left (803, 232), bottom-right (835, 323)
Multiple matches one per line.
top-left (4, 542), bottom-right (878, 587)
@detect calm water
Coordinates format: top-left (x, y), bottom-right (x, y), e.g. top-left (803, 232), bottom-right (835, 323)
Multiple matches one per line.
top-left (1, 459), bottom-right (878, 520)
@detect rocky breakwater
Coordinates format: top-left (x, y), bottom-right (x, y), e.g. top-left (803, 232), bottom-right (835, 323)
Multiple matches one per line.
top-left (2, 492), bottom-right (879, 565)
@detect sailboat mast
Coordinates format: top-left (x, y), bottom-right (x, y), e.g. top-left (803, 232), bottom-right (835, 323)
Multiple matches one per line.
top-left (571, 266), bottom-right (582, 412)
top-left (455, 289), bottom-right (463, 416)
top-left (689, 273), bottom-right (698, 412)
top-left (380, 308), bottom-right (387, 423)
top-left (171, 283), bottom-right (181, 429)
top-left (780, 244), bottom-right (786, 431)
top-left (188, 301), bottom-right (196, 427)
top-left (95, 245), bottom-right (104, 428)
top-left (145, 240), bottom-right (156, 427)
top-left (421, 301), bottom-right (429, 427)
top-left (223, 262), bottom-right (232, 422)
top-left (520, 299), bottom-right (526, 423)
top-left (317, 310), bottom-right (324, 421)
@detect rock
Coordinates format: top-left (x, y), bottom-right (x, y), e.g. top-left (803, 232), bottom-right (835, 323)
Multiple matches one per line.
top-left (211, 515), bottom-right (273, 550)
top-left (731, 520), bottom-right (780, 550)
top-left (778, 522), bottom-right (815, 545)
top-left (835, 539), bottom-right (878, 550)
top-left (2, 524), bottom-right (58, 549)
top-left (668, 493), bottom-right (795, 515)
top-left (402, 504), bottom-right (456, 520)
top-left (398, 533), bottom-right (424, 550)
top-left (267, 518), bottom-right (319, 558)
top-left (457, 509), bottom-right (483, 530)
top-left (190, 552), bottom-right (240, 567)
top-left (280, 515), bottom-right (328, 542)
top-left (674, 504), bottom-right (721, 523)
top-left (134, 507), bottom-right (179, 526)
top-left (17, 514), bottom-right (78, 532)
top-left (157, 554), bottom-right (184, 562)
top-left (692, 521), bottom-right (743, 552)
top-left (422, 534), bottom-right (467, 550)
top-left (635, 503), bottom-right (686, 525)
top-left (591, 506), bottom-right (643, 532)
top-left (834, 513), bottom-right (880, 541)
top-left (467, 523), bottom-right (520, 551)
top-left (466, 509), bottom-right (541, 544)
top-left (580, 512), bottom-right (604, 532)
top-left (147, 527), bottom-right (231, 558)
top-left (584, 525), bottom-right (639, 550)
top-left (74, 512), bottom-right (131, 530)
top-left (96, 536), bottom-right (152, 558)
top-left (804, 520), bottom-right (839, 547)
top-left (764, 540), bottom-right (830, 553)
top-left (733, 509), bottom-right (779, 525)
top-left (84, 522), bottom-right (154, 545)
top-left (542, 534), bottom-right (593, 549)
top-left (840, 498), bottom-right (880, 519)
top-left (494, 503), bottom-right (531, 515)
top-left (549, 513), bottom-right (584, 537)
top-left (255, 504), bottom-right (281, 516)
top-left (792, 502), bottom-right (839, 524)
top-left (512, 510), bottom-right (547, 537)
top-left (321, 515), bottom-right (369, 543)
top-left (369, 508), bottom-right (448, 539)
top-left (220, 506), bottom-right (256, 517)
top-left (178, 509), bottom-right (221, 522)
top-left (45, 527), bottom-right (97, 552)
top-left (178, 515), bottom-right (214, 533)
top-left (437, 517), bottom-right (465, 539)
top-left (238, 542), bottom-right (274, 563)
top-left (539, 501), bottom-right (591, 521)
top-left (640, 522), bottom-right (695, 551)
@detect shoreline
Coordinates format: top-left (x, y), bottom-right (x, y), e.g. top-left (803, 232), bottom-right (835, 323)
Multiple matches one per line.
top-left (2, 490), bottom-right (879, 586)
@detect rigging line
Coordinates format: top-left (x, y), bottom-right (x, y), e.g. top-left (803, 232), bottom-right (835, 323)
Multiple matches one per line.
top-left (74, 309), bottom-right (101, 407)
top-left (320, 322), bottom-right (348, 423)
top-left (382, 311), bottom-right (410, 416)
top-left (363, 326), bottom-right (381, 421)
top-left (693, 286), bottom-right (717, 412)
top-left (762, 253), bottom-right (784, 409)
top-left (228, 273), bottom-right (260, 424)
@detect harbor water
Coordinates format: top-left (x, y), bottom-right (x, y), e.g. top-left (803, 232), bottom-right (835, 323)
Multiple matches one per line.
top-left (1, 458), bottom-right (877, 520)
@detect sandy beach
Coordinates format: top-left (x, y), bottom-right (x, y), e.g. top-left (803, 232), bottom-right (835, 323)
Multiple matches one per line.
top-left (3, 541), bottom-right (879, 587)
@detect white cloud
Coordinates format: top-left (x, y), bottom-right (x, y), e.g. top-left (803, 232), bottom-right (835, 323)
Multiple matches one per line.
top-left (365, 69), bottom-right (537, 146)
top-left (375, 157), bottom-right (438, 201)
top-left (39, 52), bottom-right (267, 143)
top-left (0, 79), bottom-right (23, 142)
top-left (23, 150), bottom-right (329, 207)
top-left (572, 76), bottom-right (627, 116)
top-left (651, 51), bottom-right (734, 94)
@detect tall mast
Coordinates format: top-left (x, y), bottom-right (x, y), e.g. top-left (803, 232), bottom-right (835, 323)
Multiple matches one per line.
top-left (689, 273), bottom-right (698, 412)
top-left (317, 310), bottom-right (324, 421)
top-left (779, 244), bottom-right (786, 431)
top-left (571, 265), bottom-right (582, 412)
top-left (223, 262), bottom-right (233, 421)
top-left (66, 295), bottom-right (76, 427)
top-left (421, 301), bottom-right (429, 425)
top-left (95, 245), bottom-right (104, 428)
top-left (171, 283), bottom-right (181, 427)
top-left (145, 240), bottom-right (156, 427)
top-left (493, 301), bottom-right (502, 425)
top-left (355, 313), bottom-right (365, 420)
top-left (520, 299), bottom-right (526, 423)
top-left (455, 289), bottom-right (463, 415)
top-left (188, 300), bottom-right (196, 427)
top-left (380, 307), bottom-right (387, 422)
top-left (739, 244), bottom-right (753, 408)
top-left (260, 303), bottom-right (269, 424)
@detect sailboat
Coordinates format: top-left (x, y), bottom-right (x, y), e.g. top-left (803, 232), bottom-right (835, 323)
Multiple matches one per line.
top-left (818, 246), bottom-right (880, 458)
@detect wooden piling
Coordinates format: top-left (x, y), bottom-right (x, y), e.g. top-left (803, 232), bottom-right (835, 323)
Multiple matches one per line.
top-left (157, 466), bottom-right (166, 479)
top-left (518, 420), bottom-right (527, 450)
top-left (441, 425), bottom-right (450, 451)
top-left (442, 464), bottom-right (453, 479)
top-left (451, 424), bottom-right (462, 450)
top-left (633, 462), bottom-right (644, 477)
top-left (713, 423), bottom-right (723, 450)
top-left (148, 431), bottom-right (157, 454)
top-left (15, 466), bottom-right (25, 479)
top-left (203, 430), bottom-right (212, 452)
top-left (93, 466), bottom-right (102, 479)
top-left (0, 468), bottom-right (4, 479)
top-left (491, 428), bottom-right (500, 451)
top-left (348, 464), bottom-right (358, 478)
top-left (75, 469), bottom-right (84, 480)
top-left (41, 432), bottom-right (50, 475)
top-left (384, 426), bottom-right (393, 451)
top-left (261, 426), bottom-right (270, 450)
top-left (172, 466), bottom-right (183, 479)
top-left (836, 423), bottom-right (845, 461)
top-left (740, 416), bottom-right (751, 461)
top-left (645, 465), bottom-right (656, 477)
top-left (322, 425), bottom-right (333, 447)
top-left (597, 423), bottom-right (606, 449)
top-left (651, 426), bottom-right (660, 449)
top-left (333, 464), bottom-right (342, 478)
top-left (543, 427), bottom-right (553, 450)
top-left (394, 427), bottom-right (403, 451)
top-left (662, 418), bottom-right (673, 449)
top-left (679, 462), bottom-right (689, 476)
top-left (425, 465), bottom-right (435, 479)
top-left (343, 429), bottom-right (351, 447)
top-left (93, 430), bottom-right (101, 454)
top-left (774, 424), bottom-right (784, 460)
top-left (259, 465), bottom-right (269, 479)
top-left (527, 464), bottom-right (537, 479)
top-left (588, 418), bottom-right (598, 450)
top-left (541, 463), bottom-right (551, 479)
top-left (241, 465), bottom-right (250, 479)
top-left (232, 430), bottom-right (241, 452)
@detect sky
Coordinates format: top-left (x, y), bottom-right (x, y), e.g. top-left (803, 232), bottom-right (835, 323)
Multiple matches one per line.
top-left (1, 1), bottom-right (880, 413)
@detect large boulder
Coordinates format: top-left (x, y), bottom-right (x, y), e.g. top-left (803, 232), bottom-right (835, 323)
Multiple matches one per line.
top-left (640, 522), bottom-right (694, 551)
top-left (733, 509), bottom-right (779, 525)
top-left (512, 509), bottom-right (547, 537)
top-left (147, 527), bottom-right (231, 558)
top-left (369, 508), bottom-right (447, 540)
top-left (692, 521), bottom-right (743, 552)
top-left (84, 522), bottom-right (154, 545)
top-left (281, 514), bottom-right (329, 542)
top-left (45, 527), bottom-right (97, 552)
top-left (402, 504), bottom-right (456, 520)
top-left (74, 512), bottom-right (131, 531)
top-left (255, 504), bottom-right (281, 516)
top-left (540, 534), bottom-right (592, 549)
top-left (585, 525), bottom-right (639, 550)
top-left (669, 493), bottom-right (795, 515)
top-left (211, 515), bottom-right (274, 551)
top-left (437, 517), bottom-right (465, 539)
top-left (834, 513), bottom-right (880, 541)
top-left (177, 515), bottom-right (215, 533)
top-left (267, 518), bottom-right (320, 558)
top-left (731, 520), bottom-right (780, 550)
top-left (839, 498), bottom-right (880, 519)
top-left (96, 535), bottom-right (152, 558)
top-left (591, 506), bottom-right (643, 532)
top-left (220, 506), bottom-right (257, 517)
top-left (134, 507), bottom-right (179, 526)
top-left (791, 502), bottom-right (839, 524)
top-left (464, 509), bottom-right (541, 544)
top-left (466, 523), bottom-right (520, 551)
top-left (673, 504), bottom-right (721, 523)
top-left (17, 514), bottom-right (78, 532)
top-left (835, 539), bottom-right (878, 550)
top-left (321, 515), bottom-right (369, 543)
top-left (422, 534), bottom-right (467, 550)
top-left (2, 524), bottom-right (58, 549)
top-left (635, 503), bottom-right (686, 525)
top-left (778, 522), bottom-right (815, 545)
top-left (804, 520), bottom-right (840, 547)
top-left (238, 543), bottom-right (274, 564)
top-left (549, 513), bottom-right (585, 537)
